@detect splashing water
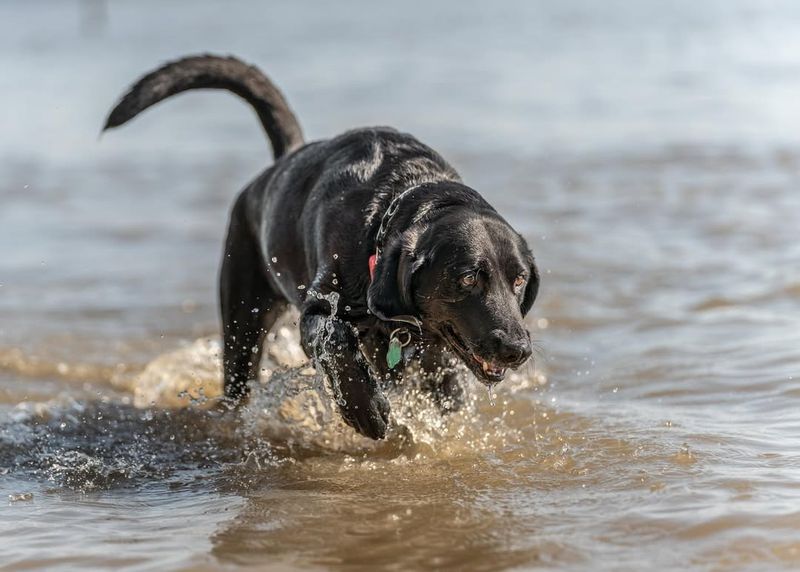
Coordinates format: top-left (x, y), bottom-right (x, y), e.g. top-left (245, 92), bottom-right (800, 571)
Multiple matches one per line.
top-left (3, 327), bottom-right (561, 572)
top-left (305, 290), bottom-right (346, 407)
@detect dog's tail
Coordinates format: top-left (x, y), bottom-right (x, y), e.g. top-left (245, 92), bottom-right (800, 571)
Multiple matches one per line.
top-left (103, 54), bottom-right (304, 159)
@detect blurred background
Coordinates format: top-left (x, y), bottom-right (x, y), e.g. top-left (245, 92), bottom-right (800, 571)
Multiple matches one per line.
top-left (3, 0), bottom-right (800, 355)
top-left (2, 1), bottom-right (800, 571)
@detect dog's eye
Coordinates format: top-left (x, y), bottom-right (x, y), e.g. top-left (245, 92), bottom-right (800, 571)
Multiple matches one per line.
top-left (460, 273), bottom-right (477, 288)
top-left (513, 274), bottom-right (526, 292)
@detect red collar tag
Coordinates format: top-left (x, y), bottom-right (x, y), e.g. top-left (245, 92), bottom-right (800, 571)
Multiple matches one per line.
top-left (368, 253), bottom-right (377, 281)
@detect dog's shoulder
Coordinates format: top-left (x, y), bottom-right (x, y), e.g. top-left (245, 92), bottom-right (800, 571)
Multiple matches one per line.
top-left (326, 127), bottom-right (450, 170)
top-left (315, 127), bottom-right (461, 223)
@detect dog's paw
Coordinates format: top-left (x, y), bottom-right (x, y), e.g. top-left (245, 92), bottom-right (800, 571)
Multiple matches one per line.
top-left (337, 382), bottom-right (391, 440)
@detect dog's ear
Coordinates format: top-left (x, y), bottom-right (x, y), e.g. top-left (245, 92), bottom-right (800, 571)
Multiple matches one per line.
top-left (367, 239), bottom-right (422, 326)
top-left (521, 260), bottom-right (540, 317)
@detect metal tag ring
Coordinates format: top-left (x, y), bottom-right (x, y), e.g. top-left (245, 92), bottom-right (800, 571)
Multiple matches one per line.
top-left (390, 328), bottom-right (412, 347)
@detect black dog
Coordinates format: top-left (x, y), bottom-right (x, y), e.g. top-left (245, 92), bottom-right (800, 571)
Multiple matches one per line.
top-left (104, 55), bottom-right (539, 439)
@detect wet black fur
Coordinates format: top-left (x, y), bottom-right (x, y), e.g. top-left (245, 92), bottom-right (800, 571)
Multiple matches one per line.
top-left (104, 54), bottom-right (539, 440)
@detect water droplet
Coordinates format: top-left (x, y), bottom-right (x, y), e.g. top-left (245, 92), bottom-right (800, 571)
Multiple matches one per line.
top-left (333, 253), bottom-right (339, 260)
top-left (271, 256), bottom-right (277, 263)
top-left (344, 305), bottom-right (351, 312)
top-left (332, 278), bottom-right (338, 285)
top-left (297, 284), bottom-right (306, 290)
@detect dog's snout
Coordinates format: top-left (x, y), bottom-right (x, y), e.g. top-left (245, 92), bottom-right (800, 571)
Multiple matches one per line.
top-left (489, 328), bottom-right (532, 366)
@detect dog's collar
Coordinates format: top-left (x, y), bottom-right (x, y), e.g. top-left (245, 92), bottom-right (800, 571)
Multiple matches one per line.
top-left (367, 184), bottom-right (424, 329)
top-left (368, 184), bottom-right (423, 282)
top-left (370, 184), bottom-right (423, 271)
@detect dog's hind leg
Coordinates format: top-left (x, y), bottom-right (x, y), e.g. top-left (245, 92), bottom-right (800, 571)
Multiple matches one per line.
top-left (299, 303), bottom-right (390, 440)
top-left (219, 195), bottom-right (287, 403)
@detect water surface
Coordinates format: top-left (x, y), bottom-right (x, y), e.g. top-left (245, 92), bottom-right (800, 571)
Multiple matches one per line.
top-left (2, 1), bottom-right (800, 570)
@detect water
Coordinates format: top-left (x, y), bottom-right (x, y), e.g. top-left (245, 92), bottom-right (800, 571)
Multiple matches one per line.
top-left (2, 1), bottom-right (800, 570)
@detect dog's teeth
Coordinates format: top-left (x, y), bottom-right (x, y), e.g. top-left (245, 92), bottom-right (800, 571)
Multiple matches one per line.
top-left (482, 360), bottom-right (490, 373)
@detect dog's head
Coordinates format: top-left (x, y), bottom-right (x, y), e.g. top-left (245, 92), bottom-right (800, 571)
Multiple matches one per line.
top-left (368, 188), bottom-right (539, 384)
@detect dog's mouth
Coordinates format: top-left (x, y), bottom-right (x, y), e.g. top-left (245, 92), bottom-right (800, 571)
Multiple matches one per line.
top-left (442, 325), bottom-right (507, 384)
top-left (471, 354), bottom-right (506, 379)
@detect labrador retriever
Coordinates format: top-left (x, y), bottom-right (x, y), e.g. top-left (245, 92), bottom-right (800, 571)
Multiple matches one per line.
top-left (104, 55), bottom-right (539, 439)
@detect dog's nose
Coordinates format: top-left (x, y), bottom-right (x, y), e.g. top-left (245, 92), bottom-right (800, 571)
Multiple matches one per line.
top-left (489, 329), bottom-right (532, 366)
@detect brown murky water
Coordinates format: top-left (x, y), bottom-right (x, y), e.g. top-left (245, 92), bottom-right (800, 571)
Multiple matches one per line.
top-left (2, 1), bottom-right (800, 570)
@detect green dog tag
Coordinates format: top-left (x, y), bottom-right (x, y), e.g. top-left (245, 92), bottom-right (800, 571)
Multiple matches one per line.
top-left (386, 327), bottom-right (412, 370)
top-left (386, 337), bottom-right (403, 369)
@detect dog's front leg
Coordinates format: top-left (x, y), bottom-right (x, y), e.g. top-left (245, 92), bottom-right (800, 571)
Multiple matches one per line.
top-left (299, 309), bottom-right (390, 439)
top-left (418, 347), bottom-right (466, 414)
